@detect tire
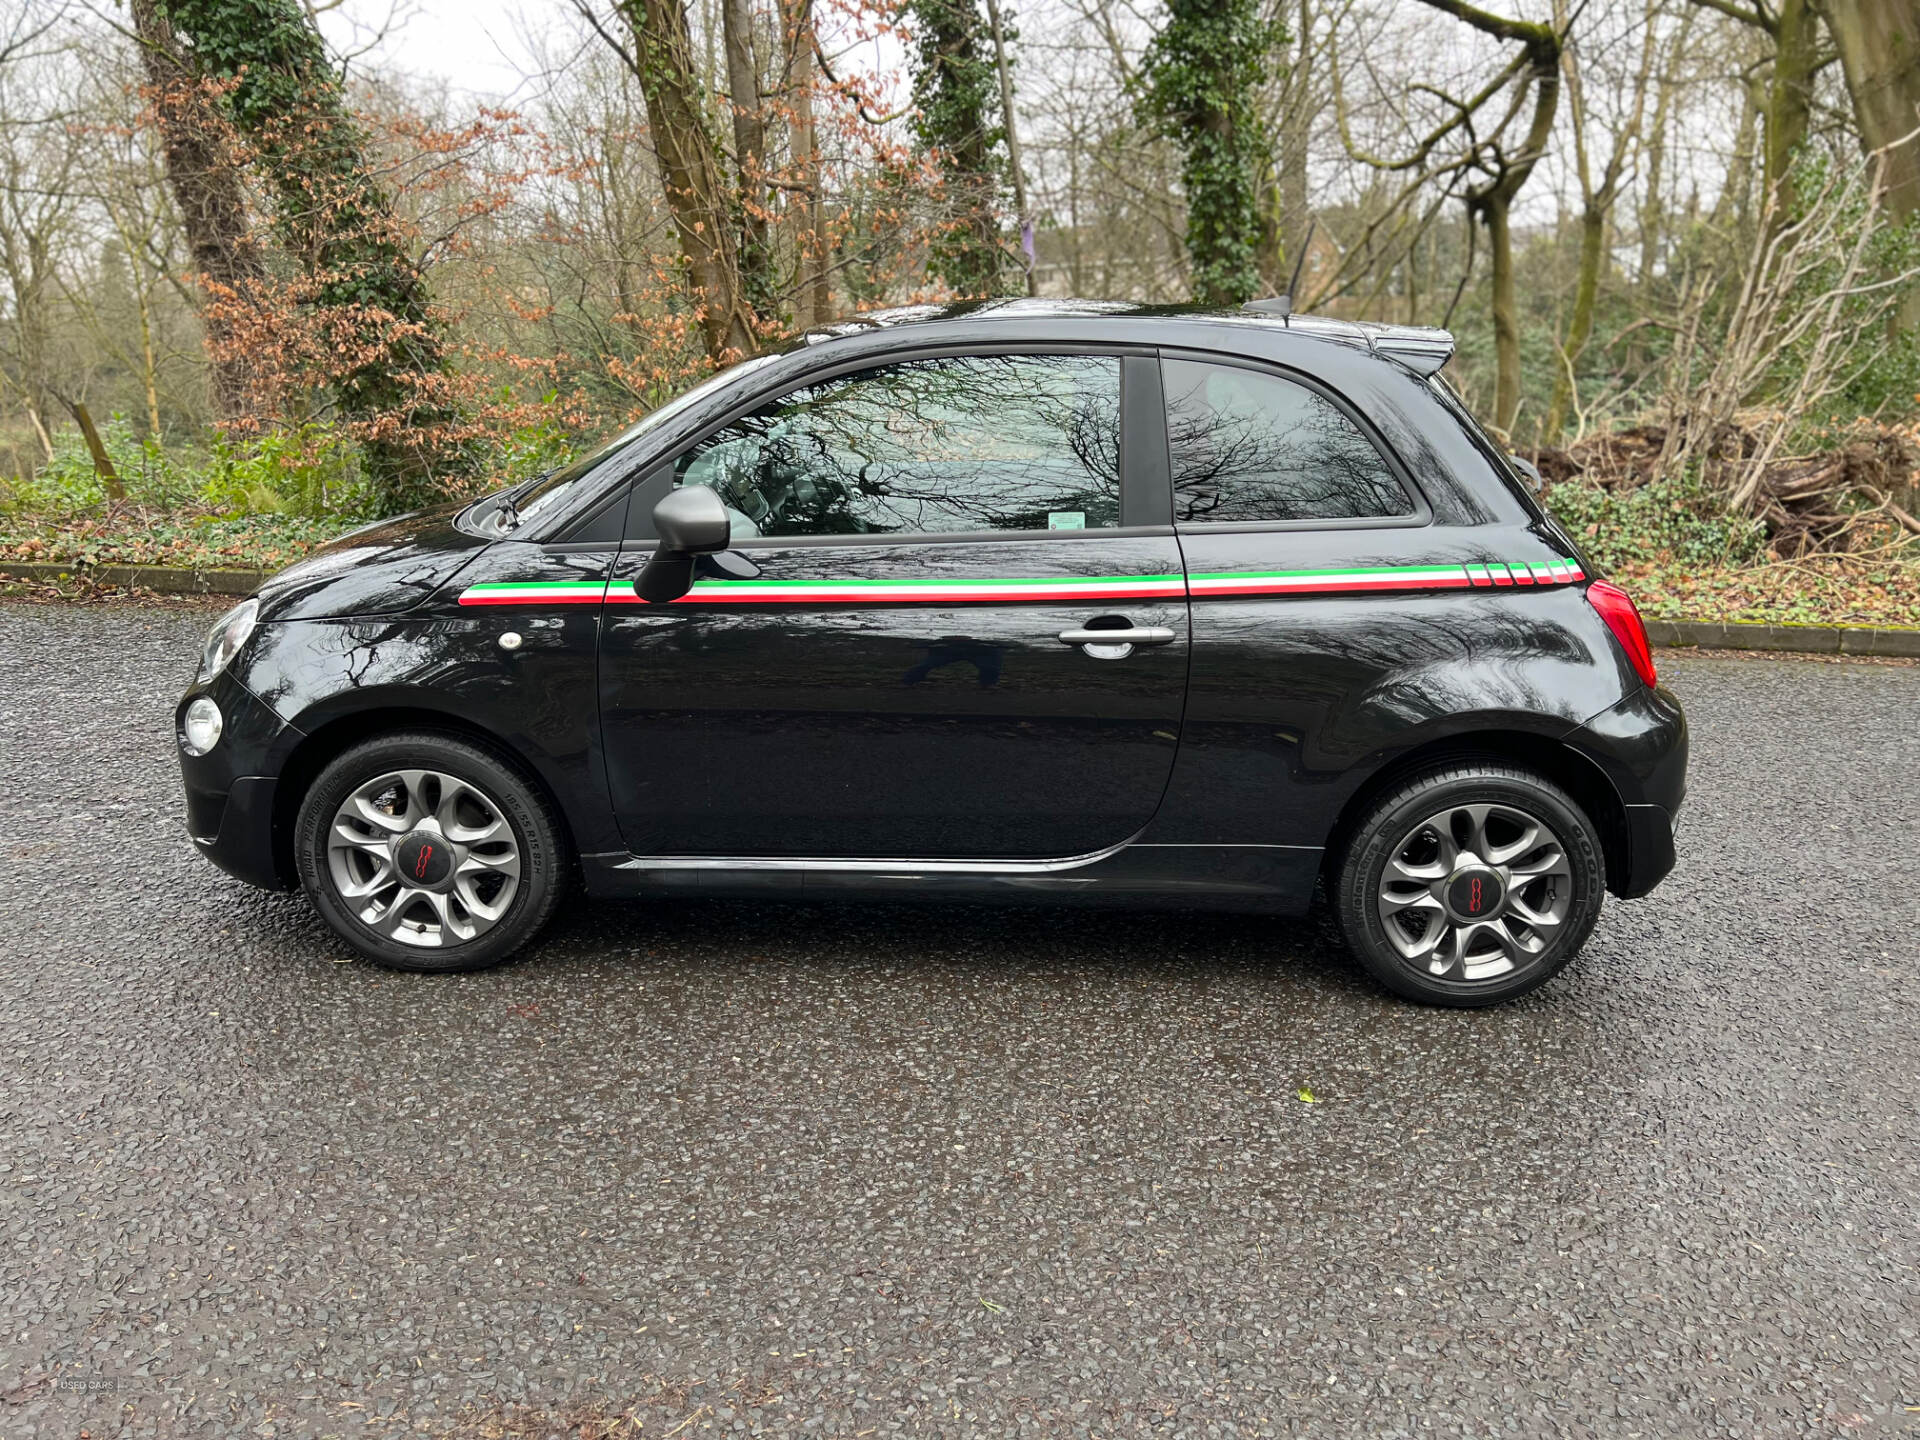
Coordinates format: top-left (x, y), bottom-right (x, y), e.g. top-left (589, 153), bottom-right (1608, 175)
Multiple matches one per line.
top-left (294, 731), bottom-right (568, 973)
top-left (1334, 760), bottom-right (1606, 1007)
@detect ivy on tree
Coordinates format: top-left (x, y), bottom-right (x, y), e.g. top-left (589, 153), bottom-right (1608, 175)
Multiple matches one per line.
top-left (906, 0), bottom-right (1020, 298)
top-left (158, 0), bottom-right (471, 508)
top-left (1135, 0), bottom-right (1285, 307)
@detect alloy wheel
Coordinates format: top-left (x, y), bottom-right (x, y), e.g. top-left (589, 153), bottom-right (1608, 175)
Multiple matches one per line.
top-left (326, 769), bottom-right (522, 948)
top-left (1375, 801), bottom-right (1573, 982)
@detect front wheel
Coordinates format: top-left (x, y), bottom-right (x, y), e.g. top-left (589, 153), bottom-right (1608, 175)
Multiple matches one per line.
top-left (295, 732), bottom-right (567, 973)
top-left (1335, 761), bottom-right (1606, 1007)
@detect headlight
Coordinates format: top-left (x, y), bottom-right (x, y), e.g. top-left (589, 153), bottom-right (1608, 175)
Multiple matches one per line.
top-left (199, 598), bottom-right (259, 682)
top-left (181, 696), bottom-right (224, 755)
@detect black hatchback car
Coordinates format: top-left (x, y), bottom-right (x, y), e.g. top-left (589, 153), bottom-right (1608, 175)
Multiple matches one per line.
top-left (176, 300), bottom-right (1684, 1006)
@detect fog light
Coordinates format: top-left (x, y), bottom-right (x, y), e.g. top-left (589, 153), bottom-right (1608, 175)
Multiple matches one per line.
top-left (182, 696), bottom-right (224, 756)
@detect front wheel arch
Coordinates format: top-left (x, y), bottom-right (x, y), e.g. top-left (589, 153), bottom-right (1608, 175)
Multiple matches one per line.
top-left (270, 707), bottom-right (579, 892)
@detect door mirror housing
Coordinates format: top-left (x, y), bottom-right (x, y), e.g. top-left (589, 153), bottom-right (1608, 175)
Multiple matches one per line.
top-left (636, 487), bottom-right (732, 603)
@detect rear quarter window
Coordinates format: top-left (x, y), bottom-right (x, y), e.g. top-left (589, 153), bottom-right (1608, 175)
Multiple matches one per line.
top-left (1164, 358), bottom-right (1416, 525)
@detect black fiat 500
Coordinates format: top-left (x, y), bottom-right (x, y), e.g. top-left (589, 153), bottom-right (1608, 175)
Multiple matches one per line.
top-left (176, 301), bottom-right (1684, 1006)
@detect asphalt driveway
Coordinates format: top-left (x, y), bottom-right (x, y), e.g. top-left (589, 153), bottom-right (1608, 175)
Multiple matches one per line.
top-left (1, 603), bottom-right (1916, 1438)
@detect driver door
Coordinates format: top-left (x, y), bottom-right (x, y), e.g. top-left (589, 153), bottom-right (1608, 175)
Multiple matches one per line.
top-left (596, 350), bottom-right (1189, 860)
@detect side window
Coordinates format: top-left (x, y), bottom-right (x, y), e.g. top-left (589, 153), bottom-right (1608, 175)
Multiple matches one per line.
top-left (1164, 359), bottom-right (1415, 525)
top-left (672, 354), bottom-right (1121, 539)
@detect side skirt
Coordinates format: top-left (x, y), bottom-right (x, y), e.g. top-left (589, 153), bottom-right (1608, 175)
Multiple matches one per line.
top-left (578, 842), bottom-right (1323, 914)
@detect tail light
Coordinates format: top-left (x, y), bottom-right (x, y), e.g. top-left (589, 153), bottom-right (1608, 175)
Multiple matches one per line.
top-left (1585, 579), bottom-right (1657, 688)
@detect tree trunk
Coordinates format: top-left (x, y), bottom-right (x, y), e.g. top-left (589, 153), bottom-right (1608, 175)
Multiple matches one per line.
top-left (1254, 156), bottom-right (1286, 296)
top-left (1544, 204), bottom-right (1603, 440)
top-left (1823, 0), bottom-right (1920, 325)
top-left (984, 0), bottom-right (1037, 296)
top-left (1278, 0), bottom-right (1312, 291)
top-left (720, 0), bottom-right (773, 310)
top-left (1413, 1), bottom-right (1559, 431)
top-left (129, 0), bottom-right (265, 425)
top-left (159, 0), bottom-right (472, 504)
top-left (1824, 0), bottom-right (1920, 210)
top-left (1639, 85), bottom-right (1669, 283)
top-left (60, 397), bottom-right (125, 503)
top-left (1483, 195), bottom-right (1521, 436)
top-left (25, 403), bottom-right (54, 463)
top-left (622, 0), bottom-right (755, 361)
top-left (136, 281), bottom-right (163, 437)
top-left (1761, 0), bottom-right (1819, 220)
top-left (1720, 74), bottom-right (1762, 234)
top-left (781, 0), bottom-right (831, 327)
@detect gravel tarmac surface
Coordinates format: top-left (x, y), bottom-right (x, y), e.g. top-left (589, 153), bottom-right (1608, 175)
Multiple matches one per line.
top-left (1, 603), bottom-right (1917, 1439)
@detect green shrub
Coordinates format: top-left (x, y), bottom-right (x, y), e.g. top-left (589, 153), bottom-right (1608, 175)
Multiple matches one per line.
top-left (1545, 468), bottom-right (1768, 572)
top-left (202, 425), bottom-right (374, 521)
top-left (7, 414), bottom-right (202, 515)
top-left (486, 392), bottom-right (576, 485)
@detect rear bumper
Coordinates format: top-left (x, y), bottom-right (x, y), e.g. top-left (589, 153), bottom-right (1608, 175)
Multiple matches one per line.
top-left (1563, 682), bottom-right (1687, 899)
top-left (1616, 802), bottom-right (1677, 899)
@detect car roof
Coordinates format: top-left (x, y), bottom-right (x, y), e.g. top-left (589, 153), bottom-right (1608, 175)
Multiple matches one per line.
top-left (794, 299), bottom-right (1456, 377)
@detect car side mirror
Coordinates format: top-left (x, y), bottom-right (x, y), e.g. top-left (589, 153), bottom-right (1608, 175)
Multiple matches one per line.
top-left (635, 487), bottom-right (732, 604)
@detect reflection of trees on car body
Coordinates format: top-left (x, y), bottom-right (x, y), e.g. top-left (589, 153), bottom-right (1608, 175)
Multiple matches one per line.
top-left (675, 354), bottom-right (1121, 537)
top-left (1165, 360), bottom-right (1415, 524)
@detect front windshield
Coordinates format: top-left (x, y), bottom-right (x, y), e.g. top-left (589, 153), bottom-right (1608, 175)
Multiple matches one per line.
top-left (500, 353), bottom-right (783, 530)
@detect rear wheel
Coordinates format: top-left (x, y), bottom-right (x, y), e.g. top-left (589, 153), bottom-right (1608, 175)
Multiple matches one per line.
top-left (1335, 761), bottom-right (1606, 1007)
top-left (295, 732), bottom-right (567, 973)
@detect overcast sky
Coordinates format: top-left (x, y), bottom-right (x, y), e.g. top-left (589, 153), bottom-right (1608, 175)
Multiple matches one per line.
top-left (314, 0), bottom-right (905, 111)
top-left (317, 0), bottom-right (553, 104)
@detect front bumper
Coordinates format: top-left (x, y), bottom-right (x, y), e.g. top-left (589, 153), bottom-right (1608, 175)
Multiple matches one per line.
top-left (177, 666), bottom-right (300, 891)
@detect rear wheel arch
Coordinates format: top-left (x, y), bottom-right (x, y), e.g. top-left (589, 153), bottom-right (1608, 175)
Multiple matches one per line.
top-left (1324, 730), bottom-right (1630, 896)
top-left (270, 707), bottom-right (578, 890)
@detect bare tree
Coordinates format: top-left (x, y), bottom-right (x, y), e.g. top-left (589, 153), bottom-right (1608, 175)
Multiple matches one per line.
top-left (1541, 0), bottom-right (1659, 441)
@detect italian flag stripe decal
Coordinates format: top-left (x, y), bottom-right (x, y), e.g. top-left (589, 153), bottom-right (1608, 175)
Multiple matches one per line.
top-left (655, 575), bottom-right (1186, 605)
top-left (457, 559), bottom-right (1585, 607)
top-left (458, 580), bottom-right (610, 605)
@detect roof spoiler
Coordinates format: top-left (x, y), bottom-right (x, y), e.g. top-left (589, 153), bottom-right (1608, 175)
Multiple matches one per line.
top-left (1360, 323), bottom-right (1455, 376)
top-left (1238, 301), bottom-right (1456, 377)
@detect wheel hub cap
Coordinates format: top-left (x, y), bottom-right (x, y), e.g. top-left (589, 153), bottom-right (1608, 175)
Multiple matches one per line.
top-left (1443, 864), bottom-right (1506, 923)
top-left (325, 768), bottom-right (522, 948)
top-left (1375, 801), bottom-right (1574, 983)
top-left (393, 827), bottom-right (457, 890)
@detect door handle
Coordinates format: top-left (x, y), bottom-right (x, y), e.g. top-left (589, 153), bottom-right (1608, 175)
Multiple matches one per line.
top-left (1057, 627), bottom-right (1177, 647)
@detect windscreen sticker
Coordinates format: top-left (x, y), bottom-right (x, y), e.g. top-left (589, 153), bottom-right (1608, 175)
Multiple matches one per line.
top-left (457, 559), bottom-right (1584, 606)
